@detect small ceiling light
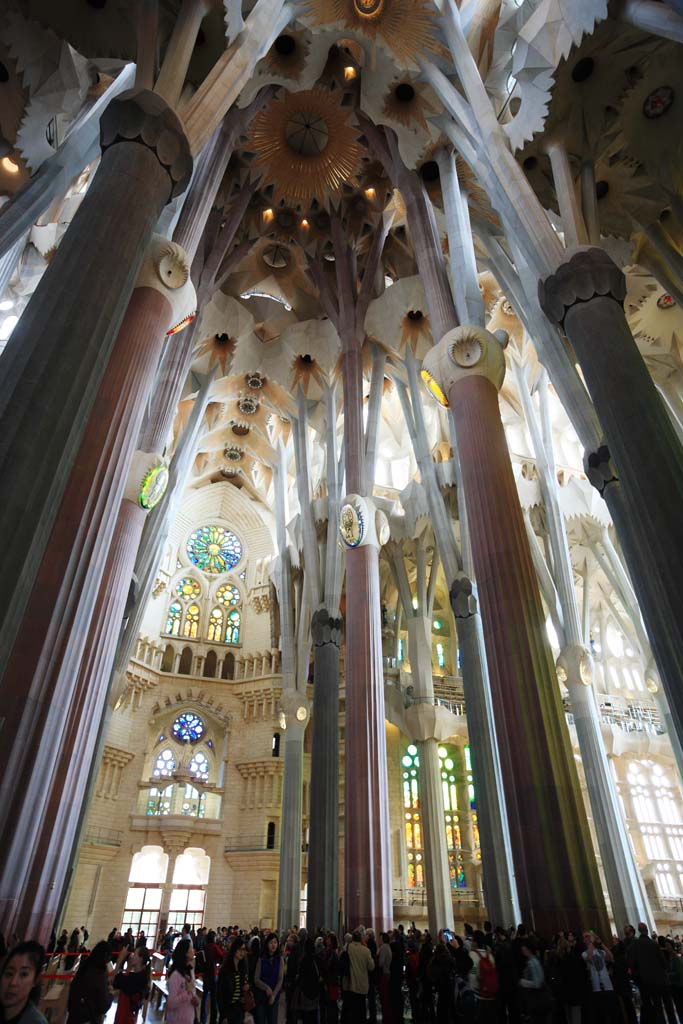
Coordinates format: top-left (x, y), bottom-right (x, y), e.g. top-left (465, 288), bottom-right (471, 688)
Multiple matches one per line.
top-left (301, 218), bottom-right (309, 228)
top-left (364, 187), bottom-right (376, 199)
top-left (433, 619), bottom-right (442, 630)
top-left (0, 299), bottom-right (14, 311)
top-left (262, 208), bottom-right (274, 223)
top-left (1, 156), bottom-right (19, 174)
top-left (344, 66), bottom-right (357, 81)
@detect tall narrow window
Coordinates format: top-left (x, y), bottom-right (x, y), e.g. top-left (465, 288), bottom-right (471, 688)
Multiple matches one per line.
top-left (183, 604), bottom-right (200, 638)
top-left (436, 642), bottom-right (445, 668)
top-left (267, 822), bottom-right (276, 849)
top-left (272, 733), bottom-right (281, 757)
top-left (166, 602), bottom-right (182, 636)
top-left (225, 609), bottom-right (241, 644)
top-left (207, 607), bottom-right (223, 642)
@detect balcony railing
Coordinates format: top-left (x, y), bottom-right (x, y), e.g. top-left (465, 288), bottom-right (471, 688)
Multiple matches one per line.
top-left (393, 887), bottom-right (480, 907)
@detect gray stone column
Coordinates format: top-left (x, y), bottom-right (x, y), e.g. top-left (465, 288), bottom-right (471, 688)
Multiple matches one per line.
top-left (418, 736), bottom-right (455, 933)
top-left (540, 247), bottom-right (683, 767)
top-left (307, 610), bottom-right (342, 932)
top-left (450, 580), bottom-right (519, 927)
top-left (0, 89), bottom-right (191, 684)
top-left (277, 714), bottom-right (306, 931)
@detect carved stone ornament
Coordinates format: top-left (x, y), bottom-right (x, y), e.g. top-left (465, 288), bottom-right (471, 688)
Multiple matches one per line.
top-left (538, 247), bottom-right (627, 329)
top-left (556, 644), bottom-right (593, 688)
top-left (136, 235), bottom-right (196, 333)
top-left (311, 608), bottom-right (342, 649)
top-left (583, 443), bottom-right (619, 497)
top-left (449, 573), bottom-right (478, 619)
top-left (100, 88), bottom-right (193, 201)
top-left (421, 325), bottom-right (507, 401)
top-left (123, 449), bottom-right (169, 509)
top-left (338, 494), bottom-right (388, 550)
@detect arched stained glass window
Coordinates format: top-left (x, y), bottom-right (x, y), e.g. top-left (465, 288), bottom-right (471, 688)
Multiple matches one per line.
top-left (189, 750), bottom-right (209, 780)
top-left (207, 607), bottom-right (223, 642)
top-left (225, 609), bottom-right (241, 645)
top-left (217, 583), bottom-right (241, 606)
top-left (154, 749), bottom-right (176, 778)
top-left (183, 604), bottom-right (200, 638)
top-left (187, 526), bottom-right (242, 575)
top-left (172, 713), bottom-right (204, 743)
top-left (181, 784), bottom-right (206, 818)
top-left (165, 602), bottom-right (182, 636)
top-left (402, 744), bottom-right (423, 888)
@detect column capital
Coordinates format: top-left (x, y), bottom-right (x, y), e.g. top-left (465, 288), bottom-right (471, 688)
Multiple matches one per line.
top-left (538, 247), bottom-right (626, 328)
top-left (583, 443), bottom-right (619, 497)
top-left (311, 608), bottom-right (342, 649)
top-left (422, 325), bottom-right (507, 405)
top-left (100, 89), bottom-right (193, 201)
top-left (449, 573), bottom-right (478, 619)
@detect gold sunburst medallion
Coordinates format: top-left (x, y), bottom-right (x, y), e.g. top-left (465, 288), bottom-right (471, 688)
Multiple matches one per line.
top-left (301, 0), bottom-right (445, 68)
top-left (248, 88), bottom-right (364, 208)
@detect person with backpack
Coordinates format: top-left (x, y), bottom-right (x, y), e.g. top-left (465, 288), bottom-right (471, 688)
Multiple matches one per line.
top-left (468, 931), bottom-right (498, 1023)
top-left (294, 938), bottom-right (321, 1024)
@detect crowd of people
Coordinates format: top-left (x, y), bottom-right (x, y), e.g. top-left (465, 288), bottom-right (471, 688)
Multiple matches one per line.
top-left (2, 918), bottom-right (683, 1024)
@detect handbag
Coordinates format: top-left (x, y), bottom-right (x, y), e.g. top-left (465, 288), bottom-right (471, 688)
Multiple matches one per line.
top-left (242, 987), bottom-right (256, 1013)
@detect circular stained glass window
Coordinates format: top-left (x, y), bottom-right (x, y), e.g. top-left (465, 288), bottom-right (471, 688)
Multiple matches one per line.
top-left (217, 583), bottom-right (241, 606)
top-left (187, 525), bottom-right (242, 575)
top-left (176, 577), bottom-right (201, 601)
top-left (172, 712), bottom-right (204, 743)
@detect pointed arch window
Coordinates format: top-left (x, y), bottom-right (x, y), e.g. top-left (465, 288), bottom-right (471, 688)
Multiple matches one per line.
top-left (189, 750), bottom-right (209, 780)
top-left (183, 604), bottom-right (200, 638)
top-left (207, 607), bottom-right (224, 642)
top-left (154, 749), bottom-right (176, 778)
top-left (225, 609), bottom-right (241, 645)
top-left (165, 602), bottom-right (182, 636)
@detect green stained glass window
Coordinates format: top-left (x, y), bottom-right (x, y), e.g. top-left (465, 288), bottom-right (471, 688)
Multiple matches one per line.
top-left (165, 602), bottom-right (182, 636)
top-left (176, 577), bottom-right (201, 601)
top-left (225, 609), bottom-right (241, 645)
top-left (187, 525), bottom-right (242, 575)
top-left (217, 583), bottom-right (241, 606)
top-left (183, 604), bottom-right (200, 638)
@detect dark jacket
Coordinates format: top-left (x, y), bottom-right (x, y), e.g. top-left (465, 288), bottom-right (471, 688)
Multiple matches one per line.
top-left (628, 935), bottom-right (666, 987)
top-left (216, 962), bottom-right (247, 1018)
top-left (68, 968), bottom-right (113, 1024)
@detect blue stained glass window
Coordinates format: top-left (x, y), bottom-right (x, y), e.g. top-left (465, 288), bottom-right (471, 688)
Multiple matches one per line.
top-left (186, 525), bottom-right (242, 575)
top-left (172, 712), bottom-right (204, 743)
top-left (225, 609), bottom-right (241, 645)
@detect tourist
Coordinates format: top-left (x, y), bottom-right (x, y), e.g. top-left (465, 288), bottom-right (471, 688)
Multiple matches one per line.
top-left (389, 931), bottom-right (404, 1024)
top-left (518, 941), bottom-right (551, 1023)
top-left (254, 933), bottom-right (284, 1024)
top-left (628, 922), bottom-right (667, 1024)
top-left (217, 938), bottom-right (250, 1024)
top-left (377, 933), bottom-right (392, 1024)
top-left (65, 929), bottom-right (81, 971)
top-left (67, 941), bottom-right (114, 1024)
top-left (293, 938), bottom-right (321, 1024)
top-left (320, 933), bottom-right (340, 1024)
top-left (343, 929), bottom-right (374, 1021)
top-left (554, 932), bottom-right (588, 1024)
top-left (0, 941), bottom-right (47, 1024)
top-left (427, 942), bottom-right (456, 1024)
top-left (112, 945), bottom-right (151, 1024)
top-left (166, 939), bottom-right (198, 1024)
top-left (200, 929), bottom-right (224, 1024)
top-left (664, 938), bottom-right (683, 1022)
top-left (468, 929), bottom-right (498, 1023)
top-left (582, 931), bottom-right (618, 1023)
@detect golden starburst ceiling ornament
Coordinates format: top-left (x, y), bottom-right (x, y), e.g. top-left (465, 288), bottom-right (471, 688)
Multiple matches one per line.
top-left (247, 87), bottom-right (365, 209)
top-left (195, 333), bottom-right (237, 378)
top-left (382, 80), bottom-right (437, 135)
top-left (300, 0), bottom-right (445, 69)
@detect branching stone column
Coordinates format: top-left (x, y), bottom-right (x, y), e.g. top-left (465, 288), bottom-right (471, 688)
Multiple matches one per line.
top-left (540, 247), bottom-right (683, 766)
top-left (390, 542), bottom-right (454, 935)
top-left (423, 325), bottom-right (609, 936)
top-left (307, 610), bottom-right (342, 931)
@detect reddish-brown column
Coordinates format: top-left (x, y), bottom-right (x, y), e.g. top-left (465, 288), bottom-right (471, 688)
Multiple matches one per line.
top-left (24, 498), bottom-right (146, 939)
top-left (341, 337), bottom-right (393, 933)
top-left (0, 283), bottom-right (176, 938)
top-left (424, 326), bottom-right (608, 936)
